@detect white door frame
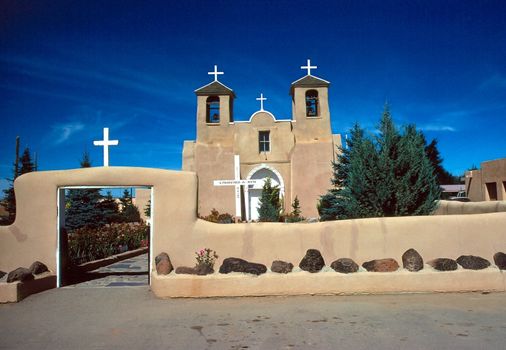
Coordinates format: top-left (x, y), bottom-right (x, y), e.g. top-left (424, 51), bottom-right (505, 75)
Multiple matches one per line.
top-left (56, 185), bottom-right (154, 288)
top-left (244, 164), bottom-right (285, 221)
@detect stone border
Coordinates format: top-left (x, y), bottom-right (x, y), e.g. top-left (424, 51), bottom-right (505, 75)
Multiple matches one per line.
top-left (76, 247), bottom-right (149, 272)
top-left (151, 267), bottom-right (506, 298)
top-left (0, 273), bottom-right (56, 303)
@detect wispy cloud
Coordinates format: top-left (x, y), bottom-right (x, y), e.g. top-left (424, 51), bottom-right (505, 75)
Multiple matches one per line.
top-left (479, 73), bottom-right (506, 90)
top-left (0, 53), bottom-right (193, 102)
top-left (52, 122), bottom-right (85, 145)
top-left (419, 124), bottom-right (456, 132)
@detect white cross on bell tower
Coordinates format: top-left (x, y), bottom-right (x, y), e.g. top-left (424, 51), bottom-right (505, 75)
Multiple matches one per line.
top-left (93, 127), bottom-right (119, 167)
top-left (208, 65), bottom-right (224, 81)
top-left (256, 93), bottom-right (267, 111)
top-left (301, 58), bottom-right (317, 76)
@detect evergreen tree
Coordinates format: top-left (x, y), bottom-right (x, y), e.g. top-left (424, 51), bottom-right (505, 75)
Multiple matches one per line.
top-left (65, 152), bottom-right (106, 230)
top-left (1, 140), bottom-right (36, 225)
top-left (120, 189), bottom-right (132, 208)
top-left (257, 178), bottom-right (281, 222)
top-left (319, 105), bottom-right (440, 220)
top-left (286, 196), bottom-right (304, 222)
top-left (97, 191), bottom-right (121, 224)
top-left (144, 200), bottom-right (151, 218)
top-left (424, 138), bottom-right (458, 185)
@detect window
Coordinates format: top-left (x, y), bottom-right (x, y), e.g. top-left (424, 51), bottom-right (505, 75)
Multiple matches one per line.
top-left (206, 96), bottom-right (220, 123)
top-left (305, 90), bottom-right (318, 117)
top-left (486, 182), bottom-right (498, 200)
top-left (259, 131), bottom-right (270, 152)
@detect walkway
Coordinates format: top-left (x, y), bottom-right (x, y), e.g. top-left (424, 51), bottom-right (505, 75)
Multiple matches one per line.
top-left (64, 253), bottom-right (149, 288)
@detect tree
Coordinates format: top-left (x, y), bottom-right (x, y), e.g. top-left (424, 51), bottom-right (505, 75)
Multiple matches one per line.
top-left (286, 196), bottom-right (304, 222)
top-left (1, 137), bottom-right (36, 225)
top-left (65, 152), bottom-right (106, 230)
top-left (257, 178), bottom-right (281, 222)
top-left (118, 188), bottom-right (141, 223)
top-left (144, 200), bottom-right (151, 218)
top-left (318, 105), bottom-right (440, 220)
top-left (423, 138), bottom-right (458, 185)
top-left (97, 191), bottom-right (121, 224)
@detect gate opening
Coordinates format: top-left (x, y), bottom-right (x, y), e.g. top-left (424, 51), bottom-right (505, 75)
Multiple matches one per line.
top-left (56, 186), bottom-right (153, 288)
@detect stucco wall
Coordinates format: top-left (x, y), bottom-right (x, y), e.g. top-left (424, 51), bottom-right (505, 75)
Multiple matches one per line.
top-left (0, 167), bottom-right (197, 273)
top-left (1, 168), bottom-right (505, 299)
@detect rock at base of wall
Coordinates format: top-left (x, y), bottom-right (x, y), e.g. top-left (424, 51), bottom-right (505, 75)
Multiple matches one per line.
top-left (494, 252), bottom-right (506, 270)
top-left (29, 261), bottom-right (49, 275)
top-left (0, 271), bottom-right (5, 279)
top-left (427, 258), bottom-right (458, 271)
top-left (330, 258), bottom-right (359, 274)
top-left (175, 265), bottom-right (214, 275)
top-left (7, 267), bottom-right (34, 283)
top-left (155, 252), bottom-right (173, 275)
top-left (271, 260), bottom-right (293, 274)
top-left (456, 255), bottom-right (490, 270)
top-left (362, 258), bottom-right (399, 272)
top-left (402, 248), bottom-right (424, 272)
top-left (299, 249), bottom-right (325, 273)
top-left (219, 258), bottom-right (267, 275)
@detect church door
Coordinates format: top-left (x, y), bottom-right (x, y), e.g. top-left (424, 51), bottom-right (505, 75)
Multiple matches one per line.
top-left (247, 167), bottom-right (283, 221)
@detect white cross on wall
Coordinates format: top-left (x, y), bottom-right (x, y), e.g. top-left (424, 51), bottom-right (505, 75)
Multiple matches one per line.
top-left (213, 155), bottom-right (262, 219)
top-left (301, 58), bottom-right (317, 76)
top-left (208, 65), bottom-right (224, 81)
top-left (93, 127), bottom-right (119, 167)
top-left (256, 93), bottom-right (267, 111)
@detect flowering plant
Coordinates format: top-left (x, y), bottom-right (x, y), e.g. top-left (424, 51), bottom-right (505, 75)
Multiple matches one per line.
top-left (195, 248), bottom-right (218, 269)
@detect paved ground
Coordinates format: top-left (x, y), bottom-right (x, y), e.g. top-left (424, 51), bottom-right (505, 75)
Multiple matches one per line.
top-left (1, 287), bottom-right (505, 349)
top-left (63, 253), bottom-right (149, 288)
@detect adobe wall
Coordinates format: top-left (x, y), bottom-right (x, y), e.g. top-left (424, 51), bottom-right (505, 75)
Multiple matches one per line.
top-left (1, 167), bottom-right (505, 301)
top-left (0, 167), bottom-right (197, 273)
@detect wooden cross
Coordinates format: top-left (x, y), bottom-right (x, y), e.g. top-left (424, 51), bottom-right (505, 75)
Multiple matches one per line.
top-left (93, 127), bottom-right (119, 167)
top-left (213, 155), bottom-right (261, 218)
top-left (208, 65), bottom-right (224, 81)
top-left (301, 58), bottom-right (317, 76)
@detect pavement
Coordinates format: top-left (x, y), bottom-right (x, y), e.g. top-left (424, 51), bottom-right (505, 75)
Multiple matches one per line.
top-left (1, 253), bottom-right (505, 349)
top-left (1, 284), bottom-right (505, 349)
top-left (63, 253), bottom-right (149, 288)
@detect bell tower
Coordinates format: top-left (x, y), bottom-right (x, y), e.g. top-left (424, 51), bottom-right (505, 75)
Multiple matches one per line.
top-left (194, 65), bottom-right (236, 143)
top-left (290, 59), bottom-right (332, 142)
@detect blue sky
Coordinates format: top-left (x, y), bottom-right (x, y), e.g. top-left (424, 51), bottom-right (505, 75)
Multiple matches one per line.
top-left (1, 0), bottom-right (505, 192)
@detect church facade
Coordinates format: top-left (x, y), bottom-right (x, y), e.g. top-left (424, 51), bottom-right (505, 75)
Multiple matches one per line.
top-left (182, 61), bottom-right (341, 221)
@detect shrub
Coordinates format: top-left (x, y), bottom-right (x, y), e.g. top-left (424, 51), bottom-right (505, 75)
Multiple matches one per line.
top-left (195, 248), bottom-right (218, 269)
top-left (200, 208), bottom-right (234, 223)
top-left (68, 222), bottom-right (149, 265)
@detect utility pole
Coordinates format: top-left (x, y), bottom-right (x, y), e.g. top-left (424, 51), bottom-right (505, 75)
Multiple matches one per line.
top-left (14, 136), bottom-right (20, 179)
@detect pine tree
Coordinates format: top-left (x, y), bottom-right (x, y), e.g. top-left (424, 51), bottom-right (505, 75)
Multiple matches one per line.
top-left (424, 138), bottom-right (457, 185)
top-left (144, 200), bottom-right (151, 218)
top-left (65, 152), bottom-right (106, 230)
top-left (1, 139), bottom-right (36, 225)
top-left (257, 178), bottom-right (281, 222)
top-left (97, 191), bottom-right (121, 223)
top-left (319, 105), bottom-right (440, 220)
top-left (286, 196), bottom-right (304, 222)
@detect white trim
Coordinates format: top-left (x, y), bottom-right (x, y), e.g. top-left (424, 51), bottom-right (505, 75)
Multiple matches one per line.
top-left (149, 187), bottom-right (154, 286)
top-left (56, 185), bottom-right (152, 288)
top-left (194, 80), bottom-right (235, 93)
top-left (245, 164), bottom-right (285, 221)
top-left (248, 110), bottom-right (277, 122)
top-left (290, 74), bottom-right (331, 85)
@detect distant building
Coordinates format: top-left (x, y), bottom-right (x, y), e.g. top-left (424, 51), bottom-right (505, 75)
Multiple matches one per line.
top-left (182, 62), bottom-right (341, 220)
top-left (465, 158), bottom-right (506, 201)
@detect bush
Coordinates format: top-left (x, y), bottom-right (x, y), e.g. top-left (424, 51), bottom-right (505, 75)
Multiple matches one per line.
top-left (200, 208), bottom-right (234, 223)
top-left (68, 222), bottom-right (149, 265)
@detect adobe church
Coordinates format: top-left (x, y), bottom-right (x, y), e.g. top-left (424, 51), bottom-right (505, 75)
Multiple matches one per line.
top-left (182, 60), bottom-right (342, 221)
